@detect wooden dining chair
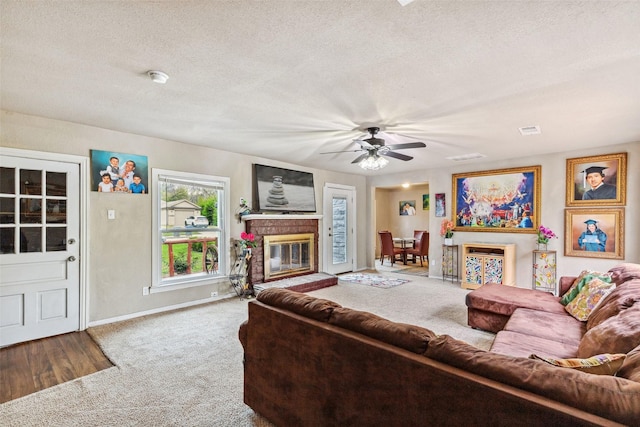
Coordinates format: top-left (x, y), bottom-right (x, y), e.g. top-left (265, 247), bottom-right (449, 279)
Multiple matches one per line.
top-left (378, 231), bottom-right (405, 266)
top-left (406, 231), bottom-right (429, 266)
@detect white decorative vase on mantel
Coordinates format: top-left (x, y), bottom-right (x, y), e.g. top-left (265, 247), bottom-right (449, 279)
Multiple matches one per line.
top-left (444, 238), bottom-right (454, 246)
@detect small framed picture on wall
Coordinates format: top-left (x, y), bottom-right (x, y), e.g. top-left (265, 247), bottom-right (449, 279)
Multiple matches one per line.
top-left (399, 200), bottom-right (416, 216)
top-left (435, 193), bottom-right (446, 217)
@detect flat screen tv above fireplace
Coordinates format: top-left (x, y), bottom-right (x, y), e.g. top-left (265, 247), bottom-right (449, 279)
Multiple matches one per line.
top-left (253, 164), bottom-right (317, 213)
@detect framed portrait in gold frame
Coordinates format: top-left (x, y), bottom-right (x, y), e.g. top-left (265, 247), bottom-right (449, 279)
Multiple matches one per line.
top-left (564, 208), bottom-right (624, 259)
top-left (452, 165), bottom-right (541, 233)
top-left (565, 152), bottom-right (627, 207)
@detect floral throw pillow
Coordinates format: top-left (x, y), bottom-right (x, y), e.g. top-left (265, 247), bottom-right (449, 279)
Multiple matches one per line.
top-left (561, 270), bottom-right (612, 306)
top-left (564, 278), bottom-right (616, 321)
top-left (529, 353), bottom-right (626, 375)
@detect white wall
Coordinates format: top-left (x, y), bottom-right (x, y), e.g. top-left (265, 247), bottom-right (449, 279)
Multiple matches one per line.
top-left (367, 142), bottom-right (640, 287)
top-left (1, 111), bottom-right (368, 322)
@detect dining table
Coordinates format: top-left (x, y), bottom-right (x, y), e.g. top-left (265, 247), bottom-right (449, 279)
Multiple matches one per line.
top-left (392, 237), bottom-right (416, 265)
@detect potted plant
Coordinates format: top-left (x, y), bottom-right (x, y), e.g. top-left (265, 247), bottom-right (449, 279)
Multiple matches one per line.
top-left (440, 219), bottom-right (455, 245)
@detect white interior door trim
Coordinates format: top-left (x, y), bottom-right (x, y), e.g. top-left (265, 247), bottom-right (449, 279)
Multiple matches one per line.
top-left (0, 147), bottom-right (90, 331)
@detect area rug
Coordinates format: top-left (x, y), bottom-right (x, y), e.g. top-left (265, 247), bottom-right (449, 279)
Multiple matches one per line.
top-left (338, 273), bottom-right (409, 288)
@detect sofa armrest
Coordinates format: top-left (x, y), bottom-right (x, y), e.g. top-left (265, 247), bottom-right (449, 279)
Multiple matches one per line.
top-left (559, 276), bottom-right (577, 297)
top-left (238, 320), bottom-right (248, 350)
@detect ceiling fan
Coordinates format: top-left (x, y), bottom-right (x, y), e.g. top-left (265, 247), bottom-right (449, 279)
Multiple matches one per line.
top-left (320, 127), bottom-right (427, 170)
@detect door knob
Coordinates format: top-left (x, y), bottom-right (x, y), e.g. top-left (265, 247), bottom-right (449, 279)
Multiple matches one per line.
top-left (67, 256), bottom-right (76, 262)
top-left (68, 238), bottom-right (76, 244)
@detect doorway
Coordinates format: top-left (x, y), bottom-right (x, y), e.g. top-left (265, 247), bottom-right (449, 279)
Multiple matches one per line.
top-left (0, 148), bottom-right (88, 347)
top-left (323, 183), bottom-right (355, 275)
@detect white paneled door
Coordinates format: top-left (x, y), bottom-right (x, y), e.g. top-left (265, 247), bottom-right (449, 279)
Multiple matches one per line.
top-left (323, 184), bottom-right (355, 275)
top-left (0, 155), bottom-right (80, 347)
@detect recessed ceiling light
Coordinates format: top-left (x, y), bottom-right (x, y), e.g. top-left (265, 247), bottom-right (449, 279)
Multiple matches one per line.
top-left (147, 70), bottom-right (169, 84)
top-left (445, 153), bottom-right (487, 161)
top-left (518, 125), bottom-right (541, 136)
top-left (402, 183), bottom-right (410, 188)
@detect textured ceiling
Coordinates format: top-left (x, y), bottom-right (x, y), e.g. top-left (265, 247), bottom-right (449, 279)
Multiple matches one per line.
top-left (1, 0), bottom-right (639, 175)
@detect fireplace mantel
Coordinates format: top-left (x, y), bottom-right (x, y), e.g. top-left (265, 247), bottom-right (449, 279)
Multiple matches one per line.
top-left (242, 214), bottom-right (323, 221)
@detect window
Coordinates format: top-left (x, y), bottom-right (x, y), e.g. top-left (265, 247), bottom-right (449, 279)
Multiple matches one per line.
top-left (151, 169), bottom-right (230, 290)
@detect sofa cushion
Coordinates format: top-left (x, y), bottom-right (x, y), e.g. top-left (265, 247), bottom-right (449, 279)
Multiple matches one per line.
top-left (617, 344), bottom-right (640, 382)
top-left (491, 330), bottom-right (578, 359)
top-left (564, 278), bottom-right (616, 321)
top-left (466, 283), bottom-right (565, 317)
top-left (503, 308), bottom-right (585, 346)
top-left (328, 307), bottom-right (436, 354)
top-left (256, 288), bottom-right (341, 322)
top-left (425, 335), bottom-right (640, 425)
top-left (529, 353), bottom-right (626, 375)
top-left (560, 270), bottom-right (612, 306)
top-left (577, 303), bottom-right (640, 358)
top-left (608, 262), bottom-right (640, 285)
top-left (587, 279), bottom-right (640, 330)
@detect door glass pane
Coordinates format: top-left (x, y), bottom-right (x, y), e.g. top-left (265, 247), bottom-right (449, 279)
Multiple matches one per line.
top-left (20, 198), bottom-right (42, 224)
top-left (0, 167), bottom-right (15, 194)
top-left (20, 169), bottom-right (42, 195)
top-left (0, 197), bottom-right (15, 224)
top-left (46, 200), bottom-right (66, 224)
top-left (46, 172), bottom-right (67, 196)
top-left (20, 228), bottom-right (42, 252)
top-left (46, 227), bottom-right (67, 251)
top-left (0, 228), bottom-right (15, 254)
top-left (332, 196), bottom-right (347, 264)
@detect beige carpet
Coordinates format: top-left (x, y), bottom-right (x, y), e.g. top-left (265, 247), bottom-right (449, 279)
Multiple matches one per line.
top-left (0, 275), bottom-right (494, 426)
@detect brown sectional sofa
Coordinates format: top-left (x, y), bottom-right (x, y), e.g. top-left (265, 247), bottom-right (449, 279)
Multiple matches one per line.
top-left (466, 263), bottom-right (640, 360)
top-left (239, 266), bottom-right (640, 426)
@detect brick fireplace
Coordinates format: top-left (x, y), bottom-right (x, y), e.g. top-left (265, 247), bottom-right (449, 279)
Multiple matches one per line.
top-left (242, 215), bottom-right (322, 285)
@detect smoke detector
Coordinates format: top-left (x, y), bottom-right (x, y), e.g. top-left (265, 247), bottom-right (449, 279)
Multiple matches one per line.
top-left (147, 70), bottom-right (169, 84)
top-left (518, 125), bottom-right (541, 136)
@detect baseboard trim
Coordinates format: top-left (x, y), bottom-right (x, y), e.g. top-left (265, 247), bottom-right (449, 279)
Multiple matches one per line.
top-left (86, 292), bottom-right (236, 328)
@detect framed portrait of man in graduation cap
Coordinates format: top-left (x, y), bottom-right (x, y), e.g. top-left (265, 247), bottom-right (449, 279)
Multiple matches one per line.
top-left (565, 152), bottom-right (627, 206)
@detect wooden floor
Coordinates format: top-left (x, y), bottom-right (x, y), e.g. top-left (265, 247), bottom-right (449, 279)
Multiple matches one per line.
top-left (0, 331), bottom-right (113, 403)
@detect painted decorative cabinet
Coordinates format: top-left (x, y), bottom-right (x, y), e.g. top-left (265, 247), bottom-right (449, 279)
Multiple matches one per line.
top-left (532, 250), bottom-right (557, 295)
top-left (461, 243), bottom-right (516, 290)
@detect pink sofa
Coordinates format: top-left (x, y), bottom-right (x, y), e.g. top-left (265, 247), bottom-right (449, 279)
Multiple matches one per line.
top-left (466, 263), bottom-right (640, 359)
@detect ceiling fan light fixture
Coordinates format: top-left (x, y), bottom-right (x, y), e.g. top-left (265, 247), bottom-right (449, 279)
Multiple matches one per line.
top-left (359, 154), bottom-right (389, 170)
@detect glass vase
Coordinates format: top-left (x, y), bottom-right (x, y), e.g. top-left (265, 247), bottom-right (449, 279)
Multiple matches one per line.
top-left (536, 242), bottom-right (548, 251)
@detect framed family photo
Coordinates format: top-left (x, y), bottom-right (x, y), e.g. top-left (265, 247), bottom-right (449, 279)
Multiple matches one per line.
top-left (564, 208), bottom-right (624, 259)
top-left (452, 165), bottom-right (541, 233)
top-left (565, 152), bottom-right (627, 207)
top-left (90, 150), bottom-right (149, 194)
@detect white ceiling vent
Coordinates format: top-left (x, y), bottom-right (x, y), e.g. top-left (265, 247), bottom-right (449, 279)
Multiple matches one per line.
top-left (445, 153), bottom-right (487, 161)
top-left (518, 125), bottom-right (541, 136)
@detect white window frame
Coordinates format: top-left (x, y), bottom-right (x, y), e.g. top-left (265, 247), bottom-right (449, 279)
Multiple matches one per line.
top-left (151, 168), bottom-right (230, 292)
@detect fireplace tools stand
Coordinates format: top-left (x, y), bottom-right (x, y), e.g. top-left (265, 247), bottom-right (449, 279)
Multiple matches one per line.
top-left (230, 243), bottom-right (253, 299)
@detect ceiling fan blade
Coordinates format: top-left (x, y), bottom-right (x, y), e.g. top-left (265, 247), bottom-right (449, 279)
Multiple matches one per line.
top-left (351, 153), bottom-right (370, 164)
top-left (353, 139), bottom-right (375, 149)
top-left (381, 151), bottom-right (413, 161)
top-left (385, 142), bottom-right (427, 150)
top-left (320, 149), bottom-right (364, 154)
